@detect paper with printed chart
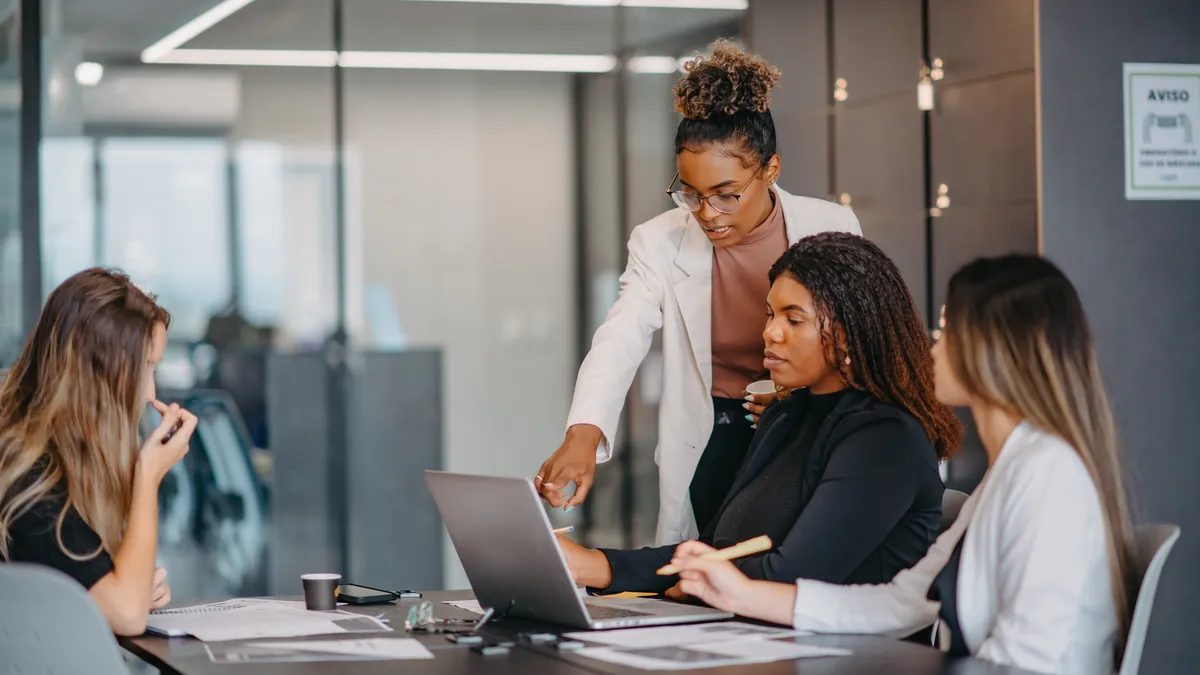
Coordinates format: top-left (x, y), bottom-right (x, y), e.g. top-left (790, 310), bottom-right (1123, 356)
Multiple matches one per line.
top-left (562, 621), bottom-right (808, 649)
top-left (576, 638), bottom-right (850, 670)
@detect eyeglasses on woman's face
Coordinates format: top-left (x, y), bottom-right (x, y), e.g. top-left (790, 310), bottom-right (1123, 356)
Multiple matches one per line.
top-left (666, 166), bottom-right (765, 215)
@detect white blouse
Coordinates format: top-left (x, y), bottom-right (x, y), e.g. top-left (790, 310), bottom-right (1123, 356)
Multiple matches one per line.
top-left (789, 422), bottom-right (1118, 675)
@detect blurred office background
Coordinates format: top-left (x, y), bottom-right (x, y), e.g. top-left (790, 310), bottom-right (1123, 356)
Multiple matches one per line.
top-left (4, 0), bottom-right (750, 598)
top-left (1, 0), bottom-right (1198, 671)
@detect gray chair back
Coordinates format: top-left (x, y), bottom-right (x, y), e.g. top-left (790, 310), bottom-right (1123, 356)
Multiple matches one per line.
top-left (939, 489), bottom-right (969, 533)
top-left (1118, 523), bottom-right (1181, 675)
top-left (0, 563), bottom-right (129, 675)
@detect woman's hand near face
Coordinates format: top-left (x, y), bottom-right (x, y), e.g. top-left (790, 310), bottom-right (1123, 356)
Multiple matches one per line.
top-left (137, 401), bottom-right (197, 485)
top-left (94, 403), bottom-right (195, 636)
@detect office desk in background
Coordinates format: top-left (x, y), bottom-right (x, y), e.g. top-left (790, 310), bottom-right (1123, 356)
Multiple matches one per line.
top-left (122, 590), bottom-right (1041, 675)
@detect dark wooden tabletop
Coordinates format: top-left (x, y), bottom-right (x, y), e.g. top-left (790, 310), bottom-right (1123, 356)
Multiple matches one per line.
top-left (122, 590), bottom-right (1039, 675)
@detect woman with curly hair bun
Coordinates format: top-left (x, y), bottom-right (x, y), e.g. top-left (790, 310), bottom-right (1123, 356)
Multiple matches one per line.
top-left (537, 40), bottom-right (863, 545)
top-left (555, 232), bottom-right (961, 598)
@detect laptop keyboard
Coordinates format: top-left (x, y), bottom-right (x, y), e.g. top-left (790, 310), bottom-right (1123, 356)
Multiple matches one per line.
top-left (584, 603), bottom-right (653, 620)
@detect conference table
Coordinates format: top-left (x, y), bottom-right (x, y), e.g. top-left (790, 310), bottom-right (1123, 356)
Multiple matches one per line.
top-left (122, 590), bottom-right (1040, 675)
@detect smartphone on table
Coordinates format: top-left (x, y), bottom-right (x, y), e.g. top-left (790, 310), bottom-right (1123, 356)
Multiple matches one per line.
top-left (336, 583), bottom-right (422, 605)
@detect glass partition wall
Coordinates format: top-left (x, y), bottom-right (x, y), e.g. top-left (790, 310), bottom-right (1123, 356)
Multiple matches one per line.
top-left (27, 0), bottom-right (747, 596)
top-left (0, 0), bottom-right (25, 368)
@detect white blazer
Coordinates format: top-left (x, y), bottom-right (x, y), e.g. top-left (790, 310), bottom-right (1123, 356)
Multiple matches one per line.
top-left (565, 187), bottom-right (861, 545)
top-left (789, 422), bottom-right (1118, 675)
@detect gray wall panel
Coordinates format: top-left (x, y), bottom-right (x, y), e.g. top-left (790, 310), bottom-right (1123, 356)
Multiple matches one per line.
top-left (266, 353), bottom-right (339, 593)
top-left (747, 0), bottom-right (830, 198)
top-left (1038, 0), bottom-right (1200, 670)
top-left (268, 351), bottom-right (445, 593)
top-left (347, 350), bottom-right (443, 591)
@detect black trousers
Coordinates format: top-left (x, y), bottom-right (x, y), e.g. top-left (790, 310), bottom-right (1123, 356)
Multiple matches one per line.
top-left (688, 397), bottom-right (757, 537)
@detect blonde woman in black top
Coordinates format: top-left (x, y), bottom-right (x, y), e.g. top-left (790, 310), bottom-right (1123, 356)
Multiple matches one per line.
top-left (0, 269), bottom-right (197, 635)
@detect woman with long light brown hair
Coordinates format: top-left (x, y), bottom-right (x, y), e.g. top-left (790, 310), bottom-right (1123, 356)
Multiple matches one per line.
top-left (0, 268), bottom-right (196, 635)
top-left (670, 255), bottom-right (1136, 674)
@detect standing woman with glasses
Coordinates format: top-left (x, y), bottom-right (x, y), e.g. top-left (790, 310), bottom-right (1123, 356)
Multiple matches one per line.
top-left (535, 40), bottom-right (860, 545)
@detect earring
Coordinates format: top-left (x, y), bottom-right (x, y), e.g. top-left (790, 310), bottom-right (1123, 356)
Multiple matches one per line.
top-left (844, 356), bottom-right (851, 365)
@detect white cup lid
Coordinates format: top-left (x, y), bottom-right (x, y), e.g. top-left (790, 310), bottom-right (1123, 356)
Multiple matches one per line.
top-left (301, 573), bottom-right (342, 580)
top-left (745, 380), bottom-right (777, 395)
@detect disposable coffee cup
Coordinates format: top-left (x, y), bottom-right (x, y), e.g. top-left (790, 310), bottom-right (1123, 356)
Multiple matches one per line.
top-left (745, 380), bottom-right (778, 397)
top-left (302, 573), bottom-right (341, 611)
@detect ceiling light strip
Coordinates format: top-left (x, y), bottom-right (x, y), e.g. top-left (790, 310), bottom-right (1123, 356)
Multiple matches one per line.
top-left (140, 0), bottom-right (744, 67)
top-left (388, 0), bottom-right (746, 8)
top-left (152, 49), bottom-right (338, 67)
top-left (340, 51), bottom-right (617, 72)
top-left (141, 0), bottom-right (261, 63)
top-left (154, 49), bottom-right (630, 72)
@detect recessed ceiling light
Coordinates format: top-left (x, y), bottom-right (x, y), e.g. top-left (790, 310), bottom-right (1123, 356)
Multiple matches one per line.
top-left (74, 61), bottom-right (105, 86)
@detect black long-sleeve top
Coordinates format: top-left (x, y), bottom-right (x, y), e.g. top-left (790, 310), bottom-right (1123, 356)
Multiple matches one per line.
top-left (595, 389), bottom-right (943, 593)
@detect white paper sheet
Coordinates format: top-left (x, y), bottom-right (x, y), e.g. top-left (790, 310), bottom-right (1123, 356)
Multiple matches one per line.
top-left (255, 638), bottom-right (433, 659)
top-left (148, 598), bottom-right (392, 642)
top-left (203, 639), bottom-right (430, 664)
top-left (562, 621), bottom-right (807, 649)
top-left (442, 599), bottom-right (485, 615)
top-left (576, 639), bottom-right (849, 670)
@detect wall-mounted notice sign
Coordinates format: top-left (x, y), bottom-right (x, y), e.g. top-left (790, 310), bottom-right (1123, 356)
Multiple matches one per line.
top-left (1124, 63), bottom-right (1200, 200)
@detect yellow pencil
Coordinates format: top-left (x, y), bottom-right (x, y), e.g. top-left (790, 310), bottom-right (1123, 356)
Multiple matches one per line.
top-left (656, 535), bottom-right (772, 576)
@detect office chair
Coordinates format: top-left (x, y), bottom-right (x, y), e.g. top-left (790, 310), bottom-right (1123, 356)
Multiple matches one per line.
top-left (939, 489), bottom-right (970, 533)
top-left (1118, 523), bottom-right (1181, 675)
top-left (0, 564), bottom-right (128, 675)
top-left (925, 489), bottom-right (971, 647)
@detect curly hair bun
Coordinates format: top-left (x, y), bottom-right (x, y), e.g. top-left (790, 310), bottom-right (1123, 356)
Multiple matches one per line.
top-left (674, 39), bottom-right (781, 120)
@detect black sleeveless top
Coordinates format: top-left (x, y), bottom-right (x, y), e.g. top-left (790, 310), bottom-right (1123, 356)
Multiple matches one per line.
top-left (927, 534), bottom-right (970, 656)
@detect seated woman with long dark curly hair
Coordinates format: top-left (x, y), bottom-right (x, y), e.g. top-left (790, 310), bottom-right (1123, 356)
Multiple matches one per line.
top-left (672, 255), bottom-right (1134, 674)
top-left (557, 232), bottom-right (963, 596)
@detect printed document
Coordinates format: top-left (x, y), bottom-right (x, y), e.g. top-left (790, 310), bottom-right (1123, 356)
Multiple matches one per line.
top-left (562, 621), bottom-right (808, 648)
top-left (205, 638), bottom-right (432, 664)
top-left (148, 598), bottom-right (392, 642)
top-left (576, 639), bottom-right (850, 670)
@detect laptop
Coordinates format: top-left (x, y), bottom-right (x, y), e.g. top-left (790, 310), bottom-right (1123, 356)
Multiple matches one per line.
top-left (425, 471), bottom-right (733, 630)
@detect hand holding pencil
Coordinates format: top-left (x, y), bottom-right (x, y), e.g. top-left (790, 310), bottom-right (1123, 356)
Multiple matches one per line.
top-left (657, 535), bottom-right (787, 619)
top-left (665, 536), bottom-right (793, 624)
top-left (656, 535), bottom-right (771, 576)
